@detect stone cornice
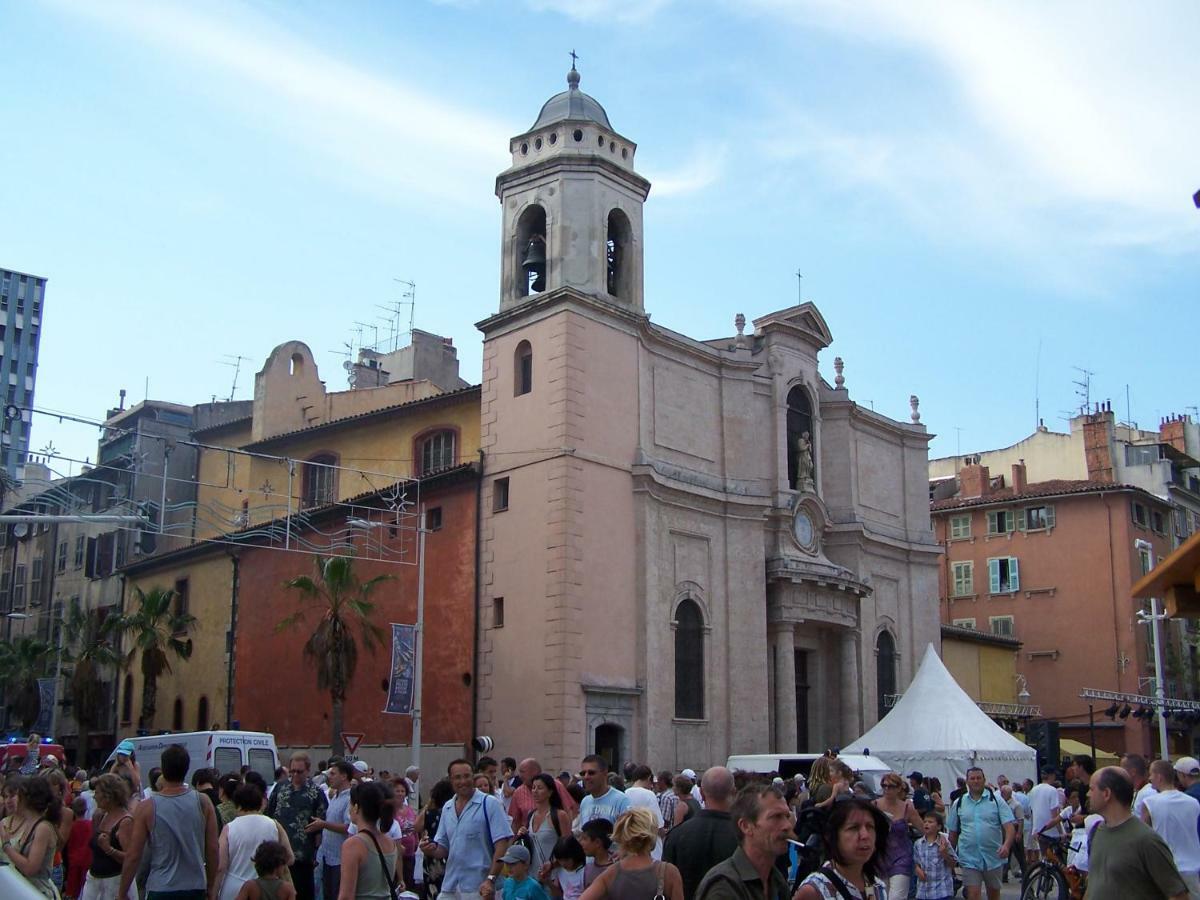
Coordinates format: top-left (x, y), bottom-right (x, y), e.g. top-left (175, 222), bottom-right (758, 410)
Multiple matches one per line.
top-left (495, 154), bottom-right (651, 201)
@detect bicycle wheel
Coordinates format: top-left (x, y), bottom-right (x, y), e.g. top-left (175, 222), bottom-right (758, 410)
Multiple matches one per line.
top-left (1021, 864), bottom-right (1067, 900)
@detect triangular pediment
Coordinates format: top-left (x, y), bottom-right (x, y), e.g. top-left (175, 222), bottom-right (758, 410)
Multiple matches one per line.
top-left (752, 302), bottom-right (833, 349)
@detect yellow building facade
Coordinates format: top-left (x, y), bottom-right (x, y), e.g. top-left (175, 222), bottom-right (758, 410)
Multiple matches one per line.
top-left (115, 338), bottom-right (481, 736)
top-left (941, 623), bottom-right (1022, 705)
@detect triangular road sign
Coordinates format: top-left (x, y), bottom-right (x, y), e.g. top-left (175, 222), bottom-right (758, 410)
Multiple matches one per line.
top-left (342, 732), bottom-right (365, 755)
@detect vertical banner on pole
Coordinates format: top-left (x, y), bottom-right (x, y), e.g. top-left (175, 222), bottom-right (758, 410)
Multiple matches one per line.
top-left (34, 678), bottom-right (55, 735)
top-left (383, 623), bottom-right (416, 715)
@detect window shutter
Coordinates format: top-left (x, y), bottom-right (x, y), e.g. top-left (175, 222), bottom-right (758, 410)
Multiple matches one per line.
top-left (1009, 557), bottom-right (1020, 592)
top-left (1017, 509), bottom-right (1026, 531)
top-left (989, 559), bottom-right (1000, 594)
top-left (987, 511), bottom-right (997, 534)
top-left (1045, 506), bottom-right (1056, 529)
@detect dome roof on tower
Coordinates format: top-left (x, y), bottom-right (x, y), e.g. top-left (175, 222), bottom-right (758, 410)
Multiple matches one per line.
top-left (529, 67), bottom-right (613, 131)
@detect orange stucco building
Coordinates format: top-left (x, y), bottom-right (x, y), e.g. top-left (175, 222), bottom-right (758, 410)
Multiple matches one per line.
top-left (933, 460), bottom-right (1183, 756)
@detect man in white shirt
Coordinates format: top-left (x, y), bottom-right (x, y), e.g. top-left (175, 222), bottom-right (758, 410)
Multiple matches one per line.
top-left (1123, 753), bottom-right (1158, 818)
top-left (1142, 759), bottom-right (1200, 896)
top-left (1027, 766), bottom-right (1062, 858)
top-left (624, 765), bottom-right (665, 859)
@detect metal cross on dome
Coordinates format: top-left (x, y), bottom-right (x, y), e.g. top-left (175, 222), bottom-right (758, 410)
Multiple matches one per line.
top-left (570, 49), bottom-right (579, 69)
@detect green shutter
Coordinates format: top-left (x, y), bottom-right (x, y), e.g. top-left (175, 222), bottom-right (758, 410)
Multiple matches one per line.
top-left (1009, 557), bottom-right (1020, 592)
top-left (987, 511), bottom-right (998, 534)
top-left (989, 558), bottom-right (1000, 593)
top-left (1045, 506), bottom-right (1056, 529)
top-left (1017, 508), bottom-right (1026, 531)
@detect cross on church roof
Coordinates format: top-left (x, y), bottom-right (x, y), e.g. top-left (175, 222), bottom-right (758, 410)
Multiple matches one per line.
top-left (570, 49), bottom-right (579, 70)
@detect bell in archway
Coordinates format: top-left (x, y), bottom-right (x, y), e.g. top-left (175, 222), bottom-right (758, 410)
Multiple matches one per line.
top-left (521, 235), bottom-right (546, 292)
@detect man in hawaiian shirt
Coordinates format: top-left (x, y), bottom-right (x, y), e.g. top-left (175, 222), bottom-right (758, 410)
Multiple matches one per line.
top-left (268, 751), bottom-right (328, 900)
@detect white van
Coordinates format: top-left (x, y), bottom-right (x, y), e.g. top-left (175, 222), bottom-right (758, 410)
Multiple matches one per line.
top-left (105, 731), bottom-right (279, 783)
top-left (725, 753), bottom-right (893, 793)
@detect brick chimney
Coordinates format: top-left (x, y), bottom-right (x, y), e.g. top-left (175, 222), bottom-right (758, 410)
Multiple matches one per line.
top-left (1011, 459), bottom-right (1028, 494)
top-left (1083, 403), bottom-right (1115, 484)
top-left (1161, 414), bottom-right (1189, 454)
top-left (960, 460), bottom-right (991, 499)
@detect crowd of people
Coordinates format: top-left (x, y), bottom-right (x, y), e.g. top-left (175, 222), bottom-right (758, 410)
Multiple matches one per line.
top-left (2, 738), bottom-right (1199, 900)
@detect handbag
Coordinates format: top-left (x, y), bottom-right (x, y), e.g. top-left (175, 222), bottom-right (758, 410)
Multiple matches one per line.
top-left (363, 830), bottom-right (403, 900)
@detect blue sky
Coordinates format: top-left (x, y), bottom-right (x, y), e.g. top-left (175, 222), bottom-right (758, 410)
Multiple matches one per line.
top-left (2, 0), bottom-right (1197, 474)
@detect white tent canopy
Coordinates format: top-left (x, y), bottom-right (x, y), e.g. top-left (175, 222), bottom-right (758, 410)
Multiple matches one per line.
top-left (844, 643), bottom-right (1036, 790)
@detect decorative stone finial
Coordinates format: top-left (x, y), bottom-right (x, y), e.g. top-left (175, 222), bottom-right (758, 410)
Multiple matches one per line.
top-left (833, 356), bottom-right (845, 389)
top-left (735, 313), bottom-right (745, 335)
top-left (910, 394), bottom-right (921, 424)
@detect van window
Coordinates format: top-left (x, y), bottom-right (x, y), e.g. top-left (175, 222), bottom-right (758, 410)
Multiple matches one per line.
top-left (249, 748), bottom-right (276, 782)
top-left (214, 748), bottom-right (241, 776)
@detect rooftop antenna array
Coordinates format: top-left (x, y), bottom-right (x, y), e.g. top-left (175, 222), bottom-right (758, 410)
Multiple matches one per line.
top-left (1073, 366), bottom-right (1094, 416)
top-left (220, 354), bottom-right (249, 402)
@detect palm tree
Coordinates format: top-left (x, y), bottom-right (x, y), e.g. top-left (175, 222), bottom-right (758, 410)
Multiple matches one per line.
top-left (117, 586), bottom-right (195, 730)
top-left (278, 556), bottom-right (392, 757)
top-left (0, 635), bottom-right (57, 730)
top-left (60, 605), bottom-right (122, 766)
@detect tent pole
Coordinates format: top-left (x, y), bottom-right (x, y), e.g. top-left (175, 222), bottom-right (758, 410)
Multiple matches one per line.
top-left (1089, 704), bottom-right (1097, 761)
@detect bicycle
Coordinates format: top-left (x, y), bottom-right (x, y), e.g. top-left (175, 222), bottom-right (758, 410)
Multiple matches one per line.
top-left (1021, 834), bottom-right (1086, 900)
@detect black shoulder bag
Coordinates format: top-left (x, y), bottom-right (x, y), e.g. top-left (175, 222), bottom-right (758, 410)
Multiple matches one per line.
top-left (363, 830), bottom-right (403, 900)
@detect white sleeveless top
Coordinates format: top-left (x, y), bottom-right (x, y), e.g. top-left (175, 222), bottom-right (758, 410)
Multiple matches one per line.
top-left (220, 813), bottom-right (283, 900)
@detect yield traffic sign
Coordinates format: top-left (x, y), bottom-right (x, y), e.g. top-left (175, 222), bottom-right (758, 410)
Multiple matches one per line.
top-left (342, 732), bottom-right (365, 755)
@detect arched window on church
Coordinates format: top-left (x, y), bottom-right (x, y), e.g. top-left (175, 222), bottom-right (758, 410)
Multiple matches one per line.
top-left (172, 696), bottom-right (183, 731)
top-left (786, 385), bottom-right (814, 490)
top-left (674, 599), bottom-right (705, 719)
top-left (514, 341), bottom-right (533, 396)
top-left (606, 209), bottom-right (632, 299)
top-left (876, 631), bottom-right (897, 721)
top-left (516, 205), bottom-right (547, 298)
top-left (197, 695), bottom-right (210, 732)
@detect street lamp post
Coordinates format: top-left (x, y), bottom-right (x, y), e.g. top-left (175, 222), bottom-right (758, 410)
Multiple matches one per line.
top-left (1135, 539), bottom-right (1170, 759)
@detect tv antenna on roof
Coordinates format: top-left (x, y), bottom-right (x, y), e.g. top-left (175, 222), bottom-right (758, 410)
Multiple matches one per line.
top-left (220, 354), bottom-right (249, 402)
top-left (1072, 366), bottom-right (1094, 415)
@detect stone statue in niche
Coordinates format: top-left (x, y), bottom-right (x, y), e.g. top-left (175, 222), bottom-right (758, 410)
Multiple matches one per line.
top-left (796, 431), bottom-right (814, 489)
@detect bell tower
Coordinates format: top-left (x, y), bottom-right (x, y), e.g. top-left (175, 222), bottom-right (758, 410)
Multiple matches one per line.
top-left (496, 66), bottom-right (651, 313)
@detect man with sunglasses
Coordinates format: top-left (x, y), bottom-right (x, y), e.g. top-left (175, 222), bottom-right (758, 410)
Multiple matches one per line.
top-left (579, 755), bottom-right (631, 826)
top-left (267, 751), bottom-right (328, 900)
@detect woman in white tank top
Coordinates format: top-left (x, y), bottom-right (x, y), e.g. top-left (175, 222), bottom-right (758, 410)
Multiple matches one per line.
top-left (218, 784), bottom-right (295, 900)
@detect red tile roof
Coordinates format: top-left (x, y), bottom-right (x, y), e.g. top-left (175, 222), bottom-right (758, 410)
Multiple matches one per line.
top-left (931, 478), bottom-right (1166, 512)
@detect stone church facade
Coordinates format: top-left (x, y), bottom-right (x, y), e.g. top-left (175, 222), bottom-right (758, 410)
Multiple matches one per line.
top-left (475, 69), bottom-right (940, 772)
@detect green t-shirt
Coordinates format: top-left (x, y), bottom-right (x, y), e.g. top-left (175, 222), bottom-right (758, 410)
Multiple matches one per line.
top-left (1085, 816), bottom-right (1187, 900)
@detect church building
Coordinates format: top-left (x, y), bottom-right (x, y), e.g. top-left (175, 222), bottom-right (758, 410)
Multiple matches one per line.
top-left (475, 68), bottom-right (940, 772)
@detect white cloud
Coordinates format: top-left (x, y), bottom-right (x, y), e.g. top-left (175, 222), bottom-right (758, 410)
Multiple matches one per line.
top-left (44, 0), bottom-right (514, 209)
top-left (523, 0), bottom-right (674, 25)
top-left (740, 0), bottom-right (1200, 253)
top-left (644, 144), bottom-right (728, 197)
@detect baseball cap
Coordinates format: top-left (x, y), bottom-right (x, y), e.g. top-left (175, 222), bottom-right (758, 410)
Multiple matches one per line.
top-left (500, 845), bottom-right (531, 865)
top-left (116, 739), bottom-right (135, 755)
top-left (353, 760), bottom-right (370, 773)
top-left (907, 771), bottom-right (924, 781)
top-left (1174, 756), bottom-right (1200, 776)
top-left (681, 768), bottom-right (697, 779)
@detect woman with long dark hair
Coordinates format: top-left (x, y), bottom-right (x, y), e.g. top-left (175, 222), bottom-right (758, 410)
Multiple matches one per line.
top-left (517, 773), bottom-right (573, 877)
top-left (1, 775), bottom-right (63, 898)
top-left (794, 797), bottom-right (890, 900)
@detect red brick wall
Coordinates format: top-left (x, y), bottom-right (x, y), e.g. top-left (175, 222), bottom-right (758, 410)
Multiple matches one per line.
top-left (935, 489), bottom-right (1174, 756)
top-left (232, 477), bottom-right (477, 749)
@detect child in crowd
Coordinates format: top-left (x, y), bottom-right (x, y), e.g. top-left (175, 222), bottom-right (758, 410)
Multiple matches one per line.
top-left (498, 845), bottom-right (551, 900)
top-left (578, 818), bottom-right (615, 887)
top-left (913, 811), bottom-right (957, 900)
top-left (236, 840), bottom-right (296, 900)
top-left (545, 835), bottom-right (586, 900)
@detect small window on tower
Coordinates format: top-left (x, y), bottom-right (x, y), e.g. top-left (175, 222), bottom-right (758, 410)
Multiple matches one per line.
top-left (515, 341), bottom-right (533, 396)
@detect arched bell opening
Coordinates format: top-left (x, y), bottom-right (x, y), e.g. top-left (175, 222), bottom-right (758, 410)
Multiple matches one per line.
top-left (606, 208), bottom-right (632, 299)
top-left (515, 205), bottom-right (547, 298)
